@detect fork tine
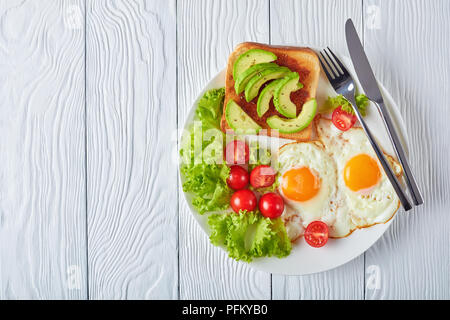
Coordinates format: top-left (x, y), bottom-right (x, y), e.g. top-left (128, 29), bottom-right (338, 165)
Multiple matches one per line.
top-left (318, 53), bottom-right (334, 80)
top-left (319, 51), bottom-right (338, 79)
top-left (326, 47), bottom-right (349, 76)
top-left (323, 49), bottom-right (343, 76)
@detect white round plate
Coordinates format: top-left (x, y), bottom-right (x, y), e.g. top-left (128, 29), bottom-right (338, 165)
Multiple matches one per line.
top-left (180, 50), bottom-right (408, 275)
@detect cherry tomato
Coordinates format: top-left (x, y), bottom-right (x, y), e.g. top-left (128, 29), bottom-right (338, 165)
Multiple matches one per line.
top-left (250, 165), bottom-right (276, 189)
top-left (227, 165), bottom-right (249, 190)
top-left (331, 106), bottom-right (357, 131)
top-left (225, 140), bottom-right (249, 165)
top-left (304, 221), bottom-right (329, 248)
top-left (230, 189), bottom-right (257, 213)
top-left (259, 192), bottom-right (284, 219)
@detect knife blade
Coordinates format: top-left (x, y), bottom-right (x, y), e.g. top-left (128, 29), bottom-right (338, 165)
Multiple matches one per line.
top-left (345, 20), bottom-right (383, 102)
top-left (345, 18), bottom-right (424, 206)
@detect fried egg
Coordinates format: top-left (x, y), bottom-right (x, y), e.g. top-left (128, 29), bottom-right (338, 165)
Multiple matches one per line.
top-left (278, 142), bottom-right (354, 238)
top-left (277, 118), bottom-right (403, 242)
top-left (316, 118), bottom-right (402, 228)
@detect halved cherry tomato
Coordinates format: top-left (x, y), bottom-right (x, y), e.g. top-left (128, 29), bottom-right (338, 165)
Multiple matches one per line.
top-left (304, 221), bottom-right (329, 248)
top-left (230, 189), bottom-right (257, 213)
top-left (227, 165), bottom-right (249, 190)
top-left (332, 106), bottom-right (357, 131)
top-left (259, 192), bottom-right (284, 219)
top-left (225, 140), bottom-right (249, 165)
top-left (250, 165), bottom-right (276, 189)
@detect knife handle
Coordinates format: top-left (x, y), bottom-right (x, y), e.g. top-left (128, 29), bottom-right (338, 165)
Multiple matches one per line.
top-left (374, 101), bottom-right (424, 206)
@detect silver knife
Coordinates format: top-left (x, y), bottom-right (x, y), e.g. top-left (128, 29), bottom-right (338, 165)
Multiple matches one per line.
top-left (345, 18), bottom-right (423, 206)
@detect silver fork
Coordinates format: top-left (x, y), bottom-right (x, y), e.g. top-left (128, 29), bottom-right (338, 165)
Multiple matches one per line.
top-left (318, 47), bottom-right (412, 211)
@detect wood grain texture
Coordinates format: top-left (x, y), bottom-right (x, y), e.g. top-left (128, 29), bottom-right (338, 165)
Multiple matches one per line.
top-left (86, 0), bottom-right (177, 299)
top-left (177, 0), bottom-right (272, 299)
top-left (0, 0), bottom-right (86, 299)
top-left (1, 0), bottom-right (448, 300)
top-left (363, 0), bottom-right (450, 299)
top-left (270, 0), bottom-right (365, 300)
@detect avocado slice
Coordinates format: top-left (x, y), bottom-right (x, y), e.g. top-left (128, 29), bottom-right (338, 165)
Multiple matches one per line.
top-left (244, 67), bottom-right (290, 102)
top-left (273, 72), bottom-right (304, 119)
top-left (267, 98), bottom-right (317, 134)
top-left (234, 62), bottom-right (278, 94)
top-left (225, 100), bottom-right (262, 133)
top-left (256, 78), bottom-right (284, 118)
top-left (233, 49), bottom-right (277, 80)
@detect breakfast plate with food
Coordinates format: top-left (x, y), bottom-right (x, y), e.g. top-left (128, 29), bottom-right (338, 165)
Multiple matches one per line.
top-left (179, 41), bottom-right (411, 275)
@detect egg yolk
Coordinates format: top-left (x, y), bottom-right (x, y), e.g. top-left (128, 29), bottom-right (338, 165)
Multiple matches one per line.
top-left (282, 167), bottom-right (321, 202)
top-left (344, 154), bottom-right (381, 192)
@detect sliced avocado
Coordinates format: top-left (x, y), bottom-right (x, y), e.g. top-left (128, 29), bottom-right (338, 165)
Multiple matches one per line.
top-left (244, 67), bottom-right (290, 102)
top-left (234, 62), bottom-right (278, 94)
top-left (267, 98), bottom-right (317, 134)
top-left (273, 72), bottom-right (304, 119)
top-left (233, 49), bottom-right (277, 80)
top-left (256, 79), bottom-right (284, 118)
top-left (225, 100), bottom-right (262, 133)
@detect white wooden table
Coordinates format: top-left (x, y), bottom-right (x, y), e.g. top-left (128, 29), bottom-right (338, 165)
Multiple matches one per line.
top-left (0, 0), bottom-right (448, 300)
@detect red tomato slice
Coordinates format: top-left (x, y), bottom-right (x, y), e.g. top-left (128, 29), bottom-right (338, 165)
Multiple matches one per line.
top-left (225, 140), bottom-right (249, 165)
top-left (259, 192), bottom-right (284, 219)
top-left (230, 189), bottom-right (257, 213)
top-left (250, 165), bottom-right (276, 189)
top-left (304, 221), bottom-right (329, 248)
top-left (226, 165), bottom-right (249, 190)
top-left (332, 106), bottom-right (357, 131)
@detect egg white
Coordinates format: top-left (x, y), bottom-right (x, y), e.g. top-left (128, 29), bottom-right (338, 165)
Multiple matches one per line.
top-left (278, 142), bottom-right (355, 238)
top-left (281, 206), bottom-right (304, 242)
top-left (316, 118), bottom-right (401, 227)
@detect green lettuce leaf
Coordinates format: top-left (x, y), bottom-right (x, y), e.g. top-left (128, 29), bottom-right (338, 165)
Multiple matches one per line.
top-left (208, 210), bottom-right (292, 262)
top-left (182, 163), bottom-right (231, 214)
top-left (196, 88), bottom-right (225, 130)
top-left (180, 88), bottom-right (231, 214)
top-left (321, 93), bottom-right (370, 116)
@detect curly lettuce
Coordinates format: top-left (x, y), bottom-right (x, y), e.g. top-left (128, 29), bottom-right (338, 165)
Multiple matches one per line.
top-left (208, 210), bottom-right (291, 262)
top-left (180, 88), bottom-right (232, 214)
top-left (181, 163), bottom-right (231, 214)
top-left (321, 93), bottom-right (370, 116)
top-left (195, 88), bottom-right (225, 129)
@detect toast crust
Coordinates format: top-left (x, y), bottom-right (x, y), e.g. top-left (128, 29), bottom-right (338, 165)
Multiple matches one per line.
top-left (221, 42), bottom-right (320, 141)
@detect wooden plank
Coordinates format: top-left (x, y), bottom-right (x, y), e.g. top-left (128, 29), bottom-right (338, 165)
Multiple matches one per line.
top-left (177, 0), bottom-right (272, 299)
top-left (86, 0), bottom-right (178, 299)
top-left (0, 0), bottom-right (86, 299)
top-left (270, 0), bottom-right (365, 300)
top-left (363, 0), bottom-right (450, 299)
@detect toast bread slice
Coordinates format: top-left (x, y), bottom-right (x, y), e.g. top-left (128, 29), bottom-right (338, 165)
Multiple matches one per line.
top-left (221, 42), bottom-right (320, 141)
